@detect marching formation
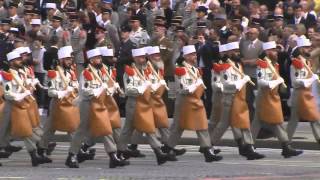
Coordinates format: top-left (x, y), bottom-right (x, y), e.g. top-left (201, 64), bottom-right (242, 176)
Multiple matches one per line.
top-left (1, 38), bottom-right (319, 168)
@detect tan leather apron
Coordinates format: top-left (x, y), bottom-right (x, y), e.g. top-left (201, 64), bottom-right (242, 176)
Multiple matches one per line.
top-left (52, 94), bottom-right (80, 132)
top-left (179, 86), bottom-right (208, 130)
top-left (89, 92), bottom-right (113, 137)
top-left (151, 85), bottom-right (169, 128)
top-left (133, 88), bottom-right (156, 133)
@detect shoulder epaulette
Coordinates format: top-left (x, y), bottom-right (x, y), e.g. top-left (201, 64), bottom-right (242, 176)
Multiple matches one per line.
top-left (1, 71), bottom-right (13, 81)
top-left (221, 63), bottom-right (232, 71)
top-left (256, 59), bottom-right (268, 69)
top-left (292, 59), bottom-right (304, 69)
top-left (83, 69), bottom-right (93, 81)
top-left (212, 63), bottom-right (222, 73)
top-left (175, 66), bottom-right (186, 76)
top-left (112, 68), bottom-right (117, 79)
top-left (125, 65), bottom-right (135, 76)
top-left (47, 70), bottom-right (57, 79)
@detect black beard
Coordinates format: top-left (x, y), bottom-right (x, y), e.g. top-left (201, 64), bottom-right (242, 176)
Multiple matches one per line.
top-left (63, 64), bottom-right (71, 70)
top-left (304, 52), bottom-right (311, 58)
top-left (231, 54), bottom-right (241, 62)
top-left (95, 63), bottom-right (103, 69)
top-left (221, 55), bottom-right (229, 62)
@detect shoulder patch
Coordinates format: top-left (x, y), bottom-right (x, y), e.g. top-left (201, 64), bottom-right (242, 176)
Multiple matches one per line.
top-left (47, 70), bottom-right (57, 79)
top-left (159, 68), bottom-right (164, 77)
top-left (70, 70), bottom-right (77, 81)
top-left (197, 68), bottom-right (203, 76)
top-left (256, 59), bottom-right (268, 69)
top-left (292, 59), bottom-right (304, 69)
top-left (125, 65), bottom-right (135, 76)
top-left (83, 69), bottom-right (93, 81)
top-left (112, 68), bottom-right (117, 79)
top-left (144, 67), bottom-right (152, 77)
top-left (175, 67), bottom-right (186, 76)
top-left (212, 63), bottom-right (222, 73)
top-left (1, 71), bottom-right (13, 81)
top-left (220, 63), bottom-right (232, 71)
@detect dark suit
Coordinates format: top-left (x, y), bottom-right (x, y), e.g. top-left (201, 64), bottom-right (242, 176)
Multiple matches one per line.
top-left (135, 9), bottom-right (147, 29)
top-left (43, 46), bottom-right (58, 71)
top-left (196, 40), bottom-right (220, 117)
top-left (304, 12), bottom-right (317, 29)
top-left (116, 39), bottom-right (136, 88)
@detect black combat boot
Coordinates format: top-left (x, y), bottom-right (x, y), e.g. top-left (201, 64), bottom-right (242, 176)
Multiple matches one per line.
top-left (37, 148), bottom-right (52, 163)
top-left (65, 152), bottom-right (79, 168)
top-left (198, 146), bottom-right (221, 155)
top-left (201, 147), bottom-right (223, 162)
top-left (77, 149), bottom-right (92, 163)
top-left (128, 144), bottom-right (146, 158)
top-left (0, 149), bottom-right (11, 158)
top-left (29, 150), bottom-right (47, 167)
top-left (161, 144), bottom-right (187, 156)
top-left (80, 143), bottom-right (96, 160)
top-left (281, 142), bottom-right (303, 158)
top-left (153, 148), bottom-right (170, 165)
top-left (46, 142), bottom-right (56, 155)
top-left (243, 144), bottom-right (265, 160)
top-left (4, 144), bottom-right (22, 153)
top-left (108, 152), bottom-right (130, 168)
top-left (235, 138), bottom-right (246, 156)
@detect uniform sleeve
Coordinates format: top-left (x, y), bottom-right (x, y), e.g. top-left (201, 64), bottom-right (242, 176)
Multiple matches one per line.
top-left (290, 66), bottom-right (304, 88)
top-left (211, 71), bottom-right (223, 91)
top-left (175, 74), bottom-right (191, 94)
top-left (257, 67), bottom-right (270, 88)
top-left (79, 74), bottom-right (95, 97)
top-left (3, 80), bottom-right (22, 101)
top-left (123, 73), bottom-right (139, 97)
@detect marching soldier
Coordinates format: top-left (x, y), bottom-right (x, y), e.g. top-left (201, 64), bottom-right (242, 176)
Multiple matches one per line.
top-left (166, 45), bottom-right (222, 162)
top-left (14, 47), bottom-right (43, 143)
top-left (150, 22), bottom-right (175, 118)
top-left (80, 47), bottom-right (125, 161)
top-left (146, 46), bottom-right (186, 157)
top-left (118, 47), bottom-right (172, 165)
top-left (0, 51), bottom-right (48, 166)
top-left (209, 44), bottom-right (251, 156)
top-left (38, 46), bottom-right (80, 162)
top-left (252, 41), bottom-right (303, 158)
top-left (66, 48), bottom-right (128, 168)
top-left (210, 42), bottom-right (265, 160)
top-left (287, 38), bottom-right (320, 146)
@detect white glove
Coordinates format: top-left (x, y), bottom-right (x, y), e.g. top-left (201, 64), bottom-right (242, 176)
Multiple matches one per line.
top-left (195, 79), bottom-right (204, 87)
top-left (15, 90), bottom-right (31, 102)
top-left (57, 90), bottom-right (68, 99)
top-left (137, 83), bottom-right (147, 94)
top-left (102, 83), bottom-right (108, 90)
top-left (32, 79), bottom-right (40, 86)
top-left (107, 87), bottom-right (116, 95)
top-left (312, 74), bottom-right (319, 81)
top-left (26, 79), bottom-right (32, 85)
top-left (66, 86), bottom-right (74, 92)
top-left (159, 80), bottom-right (167, 86)
top-left (269, 78), bottom-right (284, 89)
top-left (92, 87), bottom-right (104, 97)
top-left (188, 84), bottom-right (197, 93)
top-left (114, 82), bottom-right (120, 89)
top-left (145, 81), bottom-right (152, 87)
top-left (151, 83), bottom-right (161, 92)
top-left (243, 75), bottom-right (251, 83)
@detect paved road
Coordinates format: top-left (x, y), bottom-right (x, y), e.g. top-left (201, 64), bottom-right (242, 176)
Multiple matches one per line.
top-left (0, 143), bottom-right (320, 180)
